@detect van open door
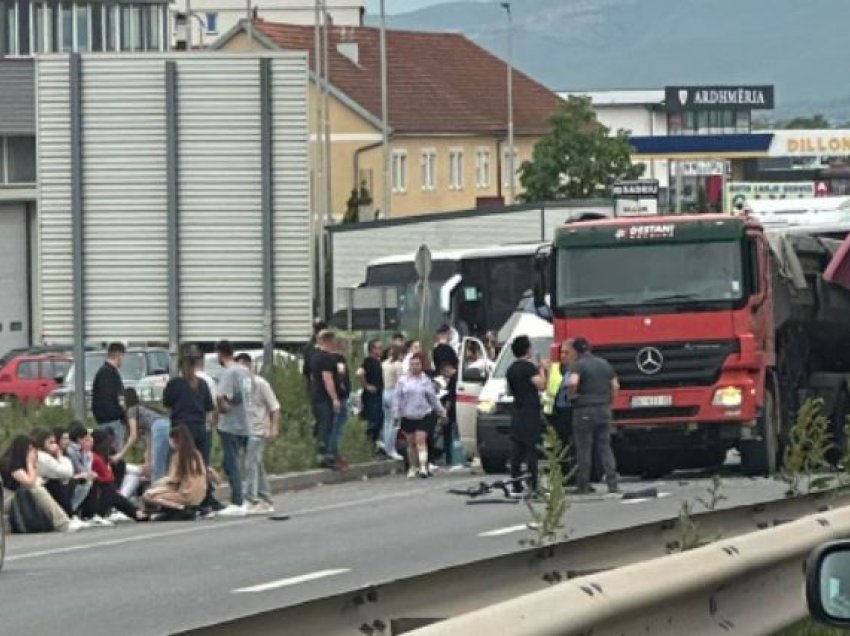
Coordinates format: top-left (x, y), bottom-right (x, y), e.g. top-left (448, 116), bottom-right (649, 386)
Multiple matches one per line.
top-left (456, 336), bottom-right (491, 459)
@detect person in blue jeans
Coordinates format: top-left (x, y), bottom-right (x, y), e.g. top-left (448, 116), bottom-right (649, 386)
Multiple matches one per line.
top-left (215, 340), bottom-right (254, 517)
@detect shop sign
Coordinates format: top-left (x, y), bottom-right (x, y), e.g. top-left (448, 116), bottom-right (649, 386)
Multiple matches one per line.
top-left (665, 85), bottom-right (774, 111)
top-left (725, 181), bottom-right (814, 211)
top-left (612, 179), bottom-right (659, 197)
top-left (769, 130), bottom-right (850, 157)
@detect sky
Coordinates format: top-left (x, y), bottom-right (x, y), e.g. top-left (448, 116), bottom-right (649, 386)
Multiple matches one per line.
top-left (365, 0), bottom-right (484, 15)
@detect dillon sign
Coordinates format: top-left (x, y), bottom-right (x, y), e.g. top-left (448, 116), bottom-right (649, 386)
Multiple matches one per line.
top-left (665, 85), bottom-right (774, 112)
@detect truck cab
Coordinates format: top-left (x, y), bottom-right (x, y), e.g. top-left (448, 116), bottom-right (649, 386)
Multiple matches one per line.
top-left (550, 215), bottom-right (774, 475)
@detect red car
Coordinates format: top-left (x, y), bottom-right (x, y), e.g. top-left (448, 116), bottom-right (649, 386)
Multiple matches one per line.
top-left (0, 354), bottom-right (72, 405)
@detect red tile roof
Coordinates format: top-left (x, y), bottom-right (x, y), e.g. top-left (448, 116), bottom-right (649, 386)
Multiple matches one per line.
top-left (250, 21), bottom-right (563, 136)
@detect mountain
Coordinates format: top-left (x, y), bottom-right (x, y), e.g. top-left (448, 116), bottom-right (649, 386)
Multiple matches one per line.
top-left (366, 0), bottom-right (850, 122)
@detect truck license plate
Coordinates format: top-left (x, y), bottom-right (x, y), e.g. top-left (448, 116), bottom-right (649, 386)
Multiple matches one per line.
top-left (631, 395), bottom-right (672, 408)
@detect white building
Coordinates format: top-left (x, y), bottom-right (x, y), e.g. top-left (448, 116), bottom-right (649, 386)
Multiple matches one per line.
top-left (559, 89), bottom-right (671, 188)
top-left (175, 0), bottom-right (365, 48)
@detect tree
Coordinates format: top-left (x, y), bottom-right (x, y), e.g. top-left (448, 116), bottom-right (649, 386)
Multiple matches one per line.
top-left (782, 114), bottom-right (831, 129)
top-left (519, 96), bottom-right (644, 201)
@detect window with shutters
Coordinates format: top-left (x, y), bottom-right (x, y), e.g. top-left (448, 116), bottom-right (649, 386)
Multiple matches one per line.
top-left (421, 148), bottom-right (436, 191)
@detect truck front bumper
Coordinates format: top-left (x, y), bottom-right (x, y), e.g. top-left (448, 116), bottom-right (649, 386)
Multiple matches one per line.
top-left (612, 374), bottom-right (759, 429)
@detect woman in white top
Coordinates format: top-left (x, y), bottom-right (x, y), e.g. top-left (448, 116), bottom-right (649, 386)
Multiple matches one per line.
top-left (33, 428), bottom-right (75, 516)
top-left (381, 344), bottom-right (405, 460)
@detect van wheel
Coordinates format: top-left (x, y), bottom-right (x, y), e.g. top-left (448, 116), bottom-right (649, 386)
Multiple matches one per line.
top-left (481, 455), bottom-right (508, 475)
top-left (741, 384), bottom-right (779, 476)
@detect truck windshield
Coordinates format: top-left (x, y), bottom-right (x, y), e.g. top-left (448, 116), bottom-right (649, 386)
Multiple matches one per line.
top-left (556, 240), bottom-right (744, 313)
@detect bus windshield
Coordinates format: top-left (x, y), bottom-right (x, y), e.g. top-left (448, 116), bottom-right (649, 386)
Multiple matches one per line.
top-left (556, 240), bottom-right (744, 313)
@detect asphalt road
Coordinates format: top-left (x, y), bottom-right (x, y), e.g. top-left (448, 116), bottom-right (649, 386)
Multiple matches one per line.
top-left (0, 467), bottom-right (798, 635)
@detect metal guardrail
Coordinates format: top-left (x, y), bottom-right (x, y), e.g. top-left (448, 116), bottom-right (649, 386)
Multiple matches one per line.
top-left (175, 489), bottom-right (850, 635)
top-left (411, 504), bottom-right (850, 636)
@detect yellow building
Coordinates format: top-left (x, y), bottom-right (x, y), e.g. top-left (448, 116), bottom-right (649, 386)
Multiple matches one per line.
top-left (212, 20), bottom-right (565, 219)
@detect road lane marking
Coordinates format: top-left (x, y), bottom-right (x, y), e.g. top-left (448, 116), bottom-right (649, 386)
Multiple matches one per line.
top-left (6, 520), bottom-right (255, 562)
top-left (5, 484), bottom-right (452, 563)
top-left (478, 524), bottom-right (530, 537)
top-left (233, 568), bottom-right (351, 593)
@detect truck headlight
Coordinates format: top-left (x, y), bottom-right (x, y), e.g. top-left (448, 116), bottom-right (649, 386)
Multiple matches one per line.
top-left (713, 386), bottom-right (743, 408)
top-left (478, 400), bottom-right (496, 415)
top-left (45, 395), bottom-right (62, 408)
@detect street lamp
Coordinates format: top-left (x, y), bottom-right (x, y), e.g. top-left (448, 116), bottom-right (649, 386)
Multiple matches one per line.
top-left (500, 2), bottom-right (515, 204)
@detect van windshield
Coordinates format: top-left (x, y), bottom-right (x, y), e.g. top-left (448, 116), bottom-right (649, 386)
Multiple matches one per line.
top-left (492, 337), bottom-right (552, 378)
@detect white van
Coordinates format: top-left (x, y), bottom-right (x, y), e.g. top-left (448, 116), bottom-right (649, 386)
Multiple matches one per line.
top-left (743, 196), bottom-right (850, 234)
top-left (456, 312), bottom-right (552, 472)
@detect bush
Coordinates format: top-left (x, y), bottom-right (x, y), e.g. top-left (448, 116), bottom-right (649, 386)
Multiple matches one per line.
top-left (0, 403), bottom-right (77, 453)
top-left (0, 361), bottom-right (376, 475)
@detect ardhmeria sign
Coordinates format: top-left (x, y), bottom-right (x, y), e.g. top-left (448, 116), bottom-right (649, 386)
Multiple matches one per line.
top-left (665, 85), bottom-right (775, 112)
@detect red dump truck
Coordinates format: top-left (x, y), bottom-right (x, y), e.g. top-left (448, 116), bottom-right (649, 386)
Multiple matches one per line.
top-left (540, 213), bottom-right (850, 476)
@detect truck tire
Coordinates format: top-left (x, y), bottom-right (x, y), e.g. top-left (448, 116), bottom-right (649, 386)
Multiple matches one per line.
top-left (481, 455), bottom-right (508, 475)
top-left (741, 384), bottom-right (779, 476)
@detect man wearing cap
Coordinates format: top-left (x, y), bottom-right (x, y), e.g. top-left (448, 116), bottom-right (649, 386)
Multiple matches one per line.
top-left (567, 337), bottom-right (619, 495)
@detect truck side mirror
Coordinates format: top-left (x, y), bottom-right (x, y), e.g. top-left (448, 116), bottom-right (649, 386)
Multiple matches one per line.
top-left (807, 541), bottom-right (850, 628)
top-left (533, 248), bottom-right (549, 309)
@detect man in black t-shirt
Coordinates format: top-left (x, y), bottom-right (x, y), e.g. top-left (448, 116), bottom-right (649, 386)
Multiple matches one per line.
top-left (433, 325), bottom-right (460, 466)
top-left (310, 331), bottom-right (342, 467)
top-left (358, 339), bottom-right (385, 448)
top-left (505, 335), bottom-right (546, 495)
top-left (302, 320), bottom-right (328, 390)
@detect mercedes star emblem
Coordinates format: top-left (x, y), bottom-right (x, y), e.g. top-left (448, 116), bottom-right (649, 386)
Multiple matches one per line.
top-left (636, 346), bottom-right (663, 375)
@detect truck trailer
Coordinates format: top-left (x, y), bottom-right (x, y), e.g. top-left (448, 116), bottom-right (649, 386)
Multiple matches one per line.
top-left (542, 213), bottom-right (850, 476)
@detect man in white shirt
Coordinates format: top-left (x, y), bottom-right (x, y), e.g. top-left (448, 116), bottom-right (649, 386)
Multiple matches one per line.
top-left (236, 353), bottom-right (280, 516)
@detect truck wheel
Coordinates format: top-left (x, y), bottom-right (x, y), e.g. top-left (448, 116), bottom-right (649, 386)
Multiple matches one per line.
top-left (741, 385), bottom-right (779, 476)
top-left (481, 455), bottom-right (508, 475)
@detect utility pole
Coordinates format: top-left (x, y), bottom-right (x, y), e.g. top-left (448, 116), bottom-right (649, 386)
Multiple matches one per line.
top-left (186, 0), bottom-right (193, 49)
top-left (314, 0), bottom-right (326, 319)
top-left (500, 2), bottom-right (515, 204)
top-left (379, 0), bottom-right (391, 218)
top-left (246, 0), bottom-right (253, 45)
top-left (322, 3), bottom-right (332, 224)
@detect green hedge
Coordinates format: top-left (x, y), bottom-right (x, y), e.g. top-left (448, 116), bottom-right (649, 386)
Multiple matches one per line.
top-left (0, 362), bottom-right (375, 475)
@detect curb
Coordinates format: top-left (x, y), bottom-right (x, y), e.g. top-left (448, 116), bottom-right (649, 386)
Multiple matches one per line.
top-left (216, 459), bottom-right (405, 500)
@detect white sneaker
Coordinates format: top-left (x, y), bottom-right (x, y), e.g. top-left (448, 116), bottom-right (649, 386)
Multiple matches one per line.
top-left (428, 463), bottom-right (440, 474)
top-left (91, 515), bottom-right (116, 527)
top-left (246, 501), bottom-right (274, 516)
top-left (407, 468), bottom-right (418, 479)
top-left (217, 504), bottom-right (247, 518)
top-left (108, 511), bottom-right (132, 524)
top-left (388, 451), bottom-right (404, 461)
top-left (66, 518), bottom-right (86, 532)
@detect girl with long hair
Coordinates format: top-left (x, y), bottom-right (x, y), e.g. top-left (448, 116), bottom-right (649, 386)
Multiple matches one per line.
top-left (381, 343), bottom-right (405, 460)
top-left (81, 429), bottom-right (149, 524)
top-left (392, 352), bottom-right (446, 478)
top-left (143, 425), bottom-right (207, 515)
top-left (0, 435), bottom-right (81, 532)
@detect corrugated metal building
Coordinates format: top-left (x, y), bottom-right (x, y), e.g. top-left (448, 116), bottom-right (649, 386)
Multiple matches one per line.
top-left (327, 200), bottom-right (613, 312)
top-left (0, 59), bottom-right (37, 355)
top-left (36, 52), bottom-right (312, 350)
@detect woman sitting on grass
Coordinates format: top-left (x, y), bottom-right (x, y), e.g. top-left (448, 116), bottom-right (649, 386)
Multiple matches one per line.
top-left (143, 424), bottom-right (207, 520)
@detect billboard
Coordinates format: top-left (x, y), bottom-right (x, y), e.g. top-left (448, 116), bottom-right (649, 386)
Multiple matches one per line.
top-left (725, 181), bottom-right (814, 211)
